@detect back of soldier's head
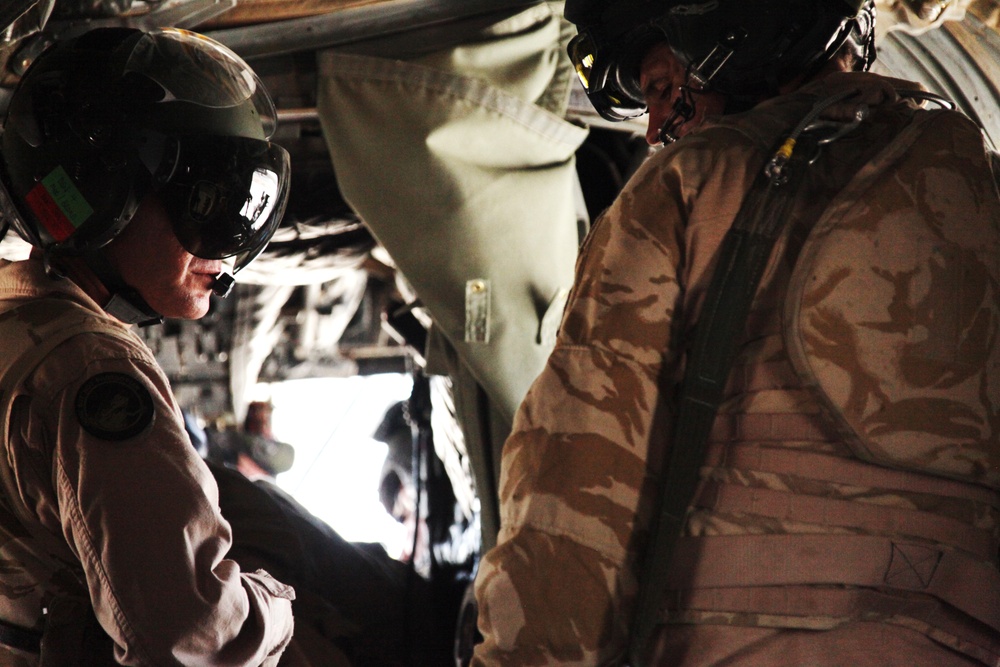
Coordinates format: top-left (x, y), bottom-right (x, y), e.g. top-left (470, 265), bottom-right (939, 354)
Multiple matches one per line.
top-left (565, 0), bottom-right (877, 121)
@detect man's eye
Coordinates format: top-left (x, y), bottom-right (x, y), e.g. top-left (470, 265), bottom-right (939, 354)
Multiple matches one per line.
top-left (643, 80), bottom-right (671, 102)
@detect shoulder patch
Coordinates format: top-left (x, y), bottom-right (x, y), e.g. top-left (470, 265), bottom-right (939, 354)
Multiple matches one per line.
top-left (75, 373), bottom-right (154, 441)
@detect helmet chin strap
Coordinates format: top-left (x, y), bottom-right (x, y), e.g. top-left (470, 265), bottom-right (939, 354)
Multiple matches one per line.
top-left (656, 84), bottom-right (698, 145)
top-left (74, 248), bottom-right (164, 327)
top-left (656, 30), bottom-right (745, 145)
top-left (47, 248), bottom-right (237, 325)
top-left (103, 290), bottom-right (164, 327)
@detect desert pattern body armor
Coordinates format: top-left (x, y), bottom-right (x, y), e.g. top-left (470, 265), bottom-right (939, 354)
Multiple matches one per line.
top-left (472, 72), bottom-right (1000, 666)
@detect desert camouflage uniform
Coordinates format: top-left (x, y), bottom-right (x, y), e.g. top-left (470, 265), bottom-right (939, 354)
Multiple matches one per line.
top-left (472, 71), bottom-right (1000, 666)
top-left (0, 257), bottom-right (295, 666)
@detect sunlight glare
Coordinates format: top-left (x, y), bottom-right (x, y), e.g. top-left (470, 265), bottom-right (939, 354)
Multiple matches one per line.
top-left (256, 374), bottom-right (413, 558)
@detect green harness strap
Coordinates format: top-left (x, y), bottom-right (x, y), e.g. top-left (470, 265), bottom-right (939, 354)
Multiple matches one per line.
top-left (626, 90), bottom-right (868, 666)
top-left (627, 87), bottom-right (966, 666)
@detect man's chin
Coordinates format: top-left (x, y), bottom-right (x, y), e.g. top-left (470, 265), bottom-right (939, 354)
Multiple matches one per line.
top-left (183, 277), bottom-right (218, 318)
top-left (160, 291), bottom-right (212, 320)
top-left (189, 293), bottom-right (213, 319)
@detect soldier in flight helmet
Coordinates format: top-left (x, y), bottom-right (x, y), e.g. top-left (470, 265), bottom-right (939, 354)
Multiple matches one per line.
top-left (0, 27), bottom-right (295, 665)
top-left (471, 1), bottom-right (1000, 665)
top-left (0, 26), bottom-right (290, 323)
top-left (566, 0), bottom-right (876, 140)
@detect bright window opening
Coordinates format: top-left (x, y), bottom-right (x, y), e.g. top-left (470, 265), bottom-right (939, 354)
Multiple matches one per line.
top-left (253, 373), bottom-right (413, 558)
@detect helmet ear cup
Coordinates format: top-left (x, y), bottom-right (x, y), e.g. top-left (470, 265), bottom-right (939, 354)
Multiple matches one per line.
top-left (0, 28), bottom-right (153, 252)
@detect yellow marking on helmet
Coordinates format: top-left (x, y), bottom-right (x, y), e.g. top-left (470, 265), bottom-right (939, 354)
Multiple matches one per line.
top-left (574, 53), bottom-right (595, 88)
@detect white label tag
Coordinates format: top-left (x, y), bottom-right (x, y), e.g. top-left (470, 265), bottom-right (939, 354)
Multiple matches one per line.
top-left (465, 279), bottom-right (491, 344)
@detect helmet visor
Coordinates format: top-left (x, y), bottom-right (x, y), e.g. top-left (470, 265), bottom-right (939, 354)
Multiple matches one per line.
top-left (162, 134), bottom-right (290, 272)
top-left (568, 28), bottom-right (649, 122)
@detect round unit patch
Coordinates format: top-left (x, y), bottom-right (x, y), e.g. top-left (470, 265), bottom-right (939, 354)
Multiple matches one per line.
top-left (75, 373), bottom-right (154, 441)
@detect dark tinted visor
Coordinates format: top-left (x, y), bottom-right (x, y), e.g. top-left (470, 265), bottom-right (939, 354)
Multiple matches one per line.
top-left (569, 31), bottom-right (602, 94)
top-left (568, 27), bottom-right (650, 122)
top-left (161, 135), bottom-right (290, 271)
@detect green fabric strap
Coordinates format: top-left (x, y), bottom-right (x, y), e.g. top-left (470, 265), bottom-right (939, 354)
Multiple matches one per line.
top-left (627, 139), bottom-right (815, 666)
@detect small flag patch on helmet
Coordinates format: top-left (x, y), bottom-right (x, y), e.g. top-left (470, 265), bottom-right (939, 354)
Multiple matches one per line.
top-left (25, 166), bottom-right (94, 242)
top-left (75, 373), bottom-right (154, 441)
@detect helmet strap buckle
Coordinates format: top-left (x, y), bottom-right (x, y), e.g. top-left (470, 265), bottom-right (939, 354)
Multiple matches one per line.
top-left (104, 290), bottom-right (163, 327)
top-left (80, 247), bottom-right (163, 326)
top-left (657, 86), bottom-right (697, 145)
top-left (658, 30), bottom-right (746, 145)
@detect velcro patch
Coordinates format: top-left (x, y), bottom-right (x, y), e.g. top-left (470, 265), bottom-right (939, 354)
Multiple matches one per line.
top-left (75, 373), bottom-right (154, 441)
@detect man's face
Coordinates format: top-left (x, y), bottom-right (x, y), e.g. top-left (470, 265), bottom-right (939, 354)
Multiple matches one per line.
top-left (104, 193), bottom-right (222, 320)
top-left (639, 42), bottom-right (727, 145)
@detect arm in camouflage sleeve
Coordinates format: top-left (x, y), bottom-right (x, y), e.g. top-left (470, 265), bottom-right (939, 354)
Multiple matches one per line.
top-left (470, 128), bottom-right (758, 664)
top-left (26, 336), bottom-right (294, 666)
top-left (471, 150), bottom-right (694, 665)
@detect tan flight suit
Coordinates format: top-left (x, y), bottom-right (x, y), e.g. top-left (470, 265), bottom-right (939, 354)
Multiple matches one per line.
top-left (0, 257), bottom-right (295, 666)
top-left (472, 72), bottom-right (1000, 666)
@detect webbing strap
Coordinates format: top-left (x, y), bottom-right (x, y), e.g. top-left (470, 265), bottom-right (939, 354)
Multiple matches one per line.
top-left (0, 616), bottom-right (42, 654)
top-left (707, 412), bottom-right (830, 443)
top-left (627, 136), bottom-right (815, 664)
top-left (700, 441), bottom-right (1000, 508)
top-left (692, 480), bottom-right (997, 562)
top-left (666, 534), bottom-right (1000, 634)
top-left (665, 586), bottom-right (1000, 665)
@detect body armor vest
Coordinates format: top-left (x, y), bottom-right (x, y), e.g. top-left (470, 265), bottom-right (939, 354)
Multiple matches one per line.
top-left (665, 103), bottom-right (1000, 665)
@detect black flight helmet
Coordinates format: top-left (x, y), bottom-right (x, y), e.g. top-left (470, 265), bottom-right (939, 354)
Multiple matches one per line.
top-left (0, 27), bottom-right (290, 277)
top-left (566, 0), bottom-right (669, 121)
top-left (566, 0), bottom-right (876, 123)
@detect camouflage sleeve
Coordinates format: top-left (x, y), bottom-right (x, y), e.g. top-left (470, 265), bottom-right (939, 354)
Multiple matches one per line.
top-left (27, 336), bottom-right (294, 665)
top-left (471, 154), bottom-right (693, 665)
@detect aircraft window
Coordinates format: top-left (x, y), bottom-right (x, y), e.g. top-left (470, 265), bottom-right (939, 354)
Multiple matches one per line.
top-left (262, 374), bottom-right (413, 556)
